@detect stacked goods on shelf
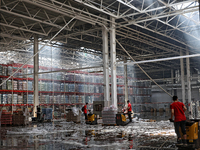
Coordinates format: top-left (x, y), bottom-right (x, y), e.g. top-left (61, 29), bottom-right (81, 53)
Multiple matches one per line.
top-left (2, 66), bottom-right (7, 76)
top-left (0, 94), bottom-right (1, 104)
top-left (49, 96), bottom-right (53, 103)
top-left (65, 95), bottom-right (69, 103)
top-left (94, 76), bottom-right (103, 83)
top-left (7, 66), bottom-right (12, 76)
top-left (65, 73), bottom-right (74, 81)
top-left (89, 85), bottom-right (94, 93)
top-left (7, 80), bottom-right (12, 90)
top-left (23, 95), bottom-right (28, 104)
top-left (128, 87), bottom-right (133, 94)
top-left (68, 83), bottom-right (75, 92)
top-left (1, 111), bottom-right (12, 125)
top-left (27, 68), bottom-right (33, 78)
top-left (102, 106), bottom-right (117, 125)
top-left (54, 83), bottom-right (60, 91)
top-left (85, 96), bottom-right (94, 103)
top-left (18, 95), bottom-right (23, 104)
top-left (84, 85), bottom-right (89, 93)
top-left (39, 82), bottom-right (47, 91)
top-left (22, 81), bottom-right (27, 90)
top-left (1, 79), bottom-right (7, 90)
top-left (75, 95), bottom-right (79, 103)
top-left (69, 95), bottom-right (75, 103)
top-left (76, 84), bottom-right (84, 93)
top-left (79, 95), bottom-right (84, 103)
top-left (28, 94), bottom-right (34, 104)
top-left (46, 95), bottom-right (50, 104)
top-left (23, 94), bottom-right (34, 104)
top-left (65, 83), bottom-right (69, 92)
top-left (94, 95), bottom-right (103, 101)
top-left (13, 81), bottom-right (18, 90)
top-left (56, 95), bottom-right (61, 104)
top-left (60, 83), bottom-right (64, 92)
top-left (75, 74), bottom-right (84, 82)
top-left (2, 94), bottom-right (7, 104)
top-left (13, 94), bottom-right (18, 104)
top-left (40, 94), bottom-right (46, 104)
top-left (28, 81), bottom-right (32, 91)
top-left (18, 81), bottom-right (23, 90)
top-left (47, 82), bottom-right (52, 91)
top-left (7, 94), bottom-right (12, 104)
top-left (0, 65), bottom-right (2, 75)
top-left (61, 95), bottom-right (65, 103)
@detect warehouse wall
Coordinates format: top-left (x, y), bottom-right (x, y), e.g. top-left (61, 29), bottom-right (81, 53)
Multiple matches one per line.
top-left (151, 92), bottom-right (172, 103)
top-left (177, 88), bottom-right (200, 102)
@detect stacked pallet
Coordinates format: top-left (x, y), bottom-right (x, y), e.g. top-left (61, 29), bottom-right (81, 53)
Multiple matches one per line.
top-left (12, 109), bottom-right (30, 126)
top-left (66, 108), bottom-right (81, 123)
top-left (1, 111), bottom-right (12, 125)
top-left (102, 106), bottom-right (117, 125)
top-left (13, 113), bottom-right (26, 126)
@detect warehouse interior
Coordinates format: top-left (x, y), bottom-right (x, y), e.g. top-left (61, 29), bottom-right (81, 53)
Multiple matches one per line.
top-left (0, 0), bottom-right (200, 149)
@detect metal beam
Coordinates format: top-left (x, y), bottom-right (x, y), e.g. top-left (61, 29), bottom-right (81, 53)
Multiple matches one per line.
top-left (110, 17), bottom-right (117, 108)
top-left (33, 35), bottom-right (39, 118)
top-left (124, 57), bottom-right (128, 104)
top-left (102, 23), bottom-right (110, 107)
top-left (180, 50), bottom-right (186, 104)
top-left (0, 23), bottom-right (47, 36)
top-left (186, 50), bottom-right (192, 117)
top-left (119, 6), bottom-right (198, 27)
top-left (0, 9), bottom-right (71, 31)
top-left (117, 0), bottom-right (196, 18)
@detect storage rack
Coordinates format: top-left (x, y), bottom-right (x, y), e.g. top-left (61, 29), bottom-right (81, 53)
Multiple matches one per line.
top-left (0, 63), bottom-right (151, 116)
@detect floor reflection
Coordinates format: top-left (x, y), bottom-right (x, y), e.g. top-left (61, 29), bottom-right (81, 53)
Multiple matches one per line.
top-left (0, 113), bottom-right (177, 150)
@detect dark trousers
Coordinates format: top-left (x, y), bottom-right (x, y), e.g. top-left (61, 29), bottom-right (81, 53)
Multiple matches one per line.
top-left (174, 120), bottom-right (186, 139)
top-left (84, 113), bottom-right (88, 120)
top-left (128, 111), bottom-right (132, 122)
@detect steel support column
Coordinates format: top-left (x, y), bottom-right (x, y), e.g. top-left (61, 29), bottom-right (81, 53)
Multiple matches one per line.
top-left (102, 24), bottom-right (110, 107)
top-left (171, 69), bottom-right (174, 96)
top-left (110, 17), bottom-right (117, 108)
top-left (124, 58), bottom-right (128, 104)
top-left (180, 50), bottom-right (185, 104)
top-left (186, 50), bottom-right (192, 116)
top-left (33, 35), bottom-right (39, 117)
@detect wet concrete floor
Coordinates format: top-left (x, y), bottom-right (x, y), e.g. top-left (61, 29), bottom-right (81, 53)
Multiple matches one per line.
top-left (0, 112), bottom-right (178, 150)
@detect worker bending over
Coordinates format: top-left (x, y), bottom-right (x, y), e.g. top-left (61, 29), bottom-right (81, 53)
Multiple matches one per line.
top-left (170, 96), bottom-right (187, 145)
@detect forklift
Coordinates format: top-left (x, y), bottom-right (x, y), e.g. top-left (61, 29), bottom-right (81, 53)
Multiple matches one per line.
top-left (176, 119), bottom-right (200, 150)
top-left (116, 113), bottom-right (130, 126)
top-left (86, 110), bottom-right (97, 125)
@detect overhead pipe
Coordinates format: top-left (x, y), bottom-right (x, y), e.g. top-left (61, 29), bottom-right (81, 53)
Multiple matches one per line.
top-left (116, 53), bottom-right (200, 66)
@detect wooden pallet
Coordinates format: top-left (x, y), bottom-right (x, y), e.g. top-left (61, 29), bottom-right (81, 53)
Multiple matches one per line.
top-left (102, 124), bottom-right (117, 126)
top-left (146, 119), bottom-right (156, 122)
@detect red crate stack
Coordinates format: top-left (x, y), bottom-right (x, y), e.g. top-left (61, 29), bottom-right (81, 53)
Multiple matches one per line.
top-left (1, 111), bottom-right (12, 125)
